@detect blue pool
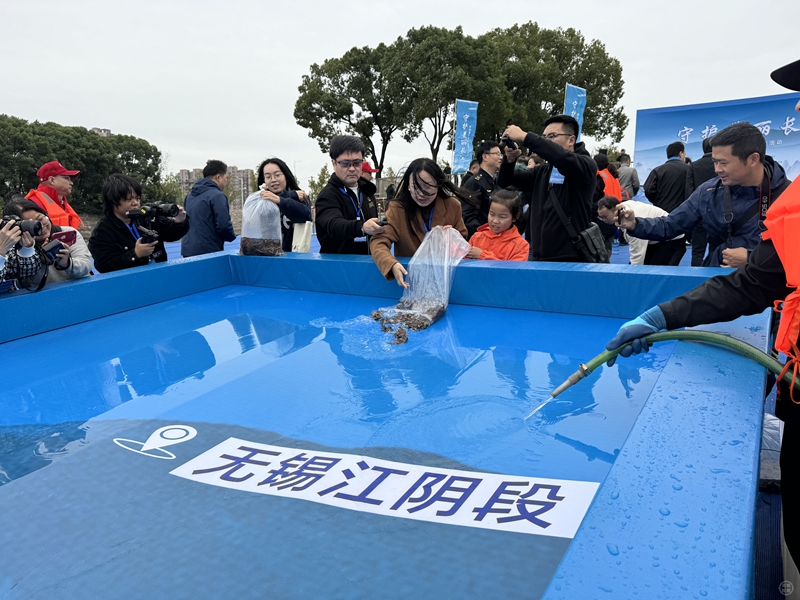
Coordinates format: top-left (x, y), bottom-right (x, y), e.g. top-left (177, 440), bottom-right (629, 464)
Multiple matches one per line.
top-left (0, 253), bottom-right (771, 599)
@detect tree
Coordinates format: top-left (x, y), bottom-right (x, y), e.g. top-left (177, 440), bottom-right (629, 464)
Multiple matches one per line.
top-left (294, 44), bottom-right (413, 176)
top-left (385, 26), bottom-right (512, 161)
top-left (482, 22), bottom-right (628, 143)
top-left (307, 165), bottom-right (330, 205)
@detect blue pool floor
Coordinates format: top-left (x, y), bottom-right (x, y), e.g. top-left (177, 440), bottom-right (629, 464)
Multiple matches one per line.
top-left (0, 285), bottom-right (677, 599)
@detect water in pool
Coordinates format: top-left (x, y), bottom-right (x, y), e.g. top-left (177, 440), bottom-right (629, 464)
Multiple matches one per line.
top-left (0, 285), bottom-right (673, 599)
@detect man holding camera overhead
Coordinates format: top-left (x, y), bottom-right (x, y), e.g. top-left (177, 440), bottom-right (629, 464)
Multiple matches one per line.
top-left (88, 174), bottom-right (189, 273)
top-left (181, 160), bottom-right (236, 258)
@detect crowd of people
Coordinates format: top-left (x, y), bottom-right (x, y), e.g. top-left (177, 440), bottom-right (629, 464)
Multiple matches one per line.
top-left (2, 57), bottom-right (800, 568)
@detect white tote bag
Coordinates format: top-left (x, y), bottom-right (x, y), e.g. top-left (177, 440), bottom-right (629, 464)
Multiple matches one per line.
top-left (292, 221), bottom-right (313, 253)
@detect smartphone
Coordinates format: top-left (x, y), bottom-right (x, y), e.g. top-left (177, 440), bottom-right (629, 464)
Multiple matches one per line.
top-left (377, 218), bottom-right (388, 226)
top-left (51, 230), bottom-right (77, 246)
top-left (43, 239), bottom-right (66, 261)
top-left (501, 135), bottom-right (517, 150)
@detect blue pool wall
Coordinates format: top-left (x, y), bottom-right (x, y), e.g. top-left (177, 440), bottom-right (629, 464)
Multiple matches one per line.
top-left (5, 251), bottom-right (733, 345)
top-left (2, 252), bottom-right (770, 599)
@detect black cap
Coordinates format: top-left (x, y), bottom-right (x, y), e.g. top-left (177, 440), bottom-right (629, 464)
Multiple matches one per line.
top-left (770, 58), bottom-right (800, 91)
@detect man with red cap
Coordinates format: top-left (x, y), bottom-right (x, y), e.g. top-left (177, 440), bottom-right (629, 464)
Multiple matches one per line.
top-left (604, 57), bottom-right (800, 565)
top-left (25, 161), bottom-right (83, 230)
top-left (360, 161), bottom-right (379, 183)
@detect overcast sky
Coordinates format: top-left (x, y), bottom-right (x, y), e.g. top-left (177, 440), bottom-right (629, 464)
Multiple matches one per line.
top-left (2, 0), bottom-right (798, 186)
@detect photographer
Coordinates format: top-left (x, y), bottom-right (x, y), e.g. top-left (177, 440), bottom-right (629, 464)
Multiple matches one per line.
top-left (88, 174), bottom-right (189, 273)
top-left (0, 218), bottom-right (41, 290)
top-left (3, 199), bottom-right (92, 288)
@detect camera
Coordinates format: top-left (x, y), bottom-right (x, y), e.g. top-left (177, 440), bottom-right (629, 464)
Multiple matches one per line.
top-left (126, 203), bottom-right (179, 219)
top-left (0, 215), bottom-right (42, 237)
top-left (501, 135), bottom-right (517, 150)
top-left (138, 226), bottom-right (159, 244)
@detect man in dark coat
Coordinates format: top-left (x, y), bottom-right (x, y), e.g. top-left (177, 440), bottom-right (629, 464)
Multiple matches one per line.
top-left (617, 123), bottom-right (790, 268)
top-left (498, 115), bottom-right (597, 262)
top-left (644, 142), bottom-right (691, 213)
top-left (462, 140), bottom-right (504, 239)
top-left (605, 57), bottom-right (800, 566)
top-left (181, 160), bottom-right (236, 257)
top-left (315, 136), bottom-right (383, 254)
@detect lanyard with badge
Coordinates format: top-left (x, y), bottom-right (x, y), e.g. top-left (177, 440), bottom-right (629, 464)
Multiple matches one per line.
top-left (422, 203), bottom-right (435, 233)
top-left (340, 187), bottom-right (367, 242)
top-left (124, 221), bottom-right (141, 241)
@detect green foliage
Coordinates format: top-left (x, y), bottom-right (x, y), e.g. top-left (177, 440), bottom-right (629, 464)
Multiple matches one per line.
top-left (294, 22), bottom-right (628, 166)
top-left (307, 165), bottom-right (331, 205)
top-left (482, 23), bottom-right (628, 142)
top-left (0, 114), bottom-right (166, 214)
top-left (293, 44), bottom-right (413, 175)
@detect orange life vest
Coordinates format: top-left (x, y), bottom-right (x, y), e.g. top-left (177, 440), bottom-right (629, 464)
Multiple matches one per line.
top-left (25, 189), bottom-right (83, 230)
top-left (761, 178), bottom-right (800, 402)
top-left (598, 169), bottom-right (623, 202)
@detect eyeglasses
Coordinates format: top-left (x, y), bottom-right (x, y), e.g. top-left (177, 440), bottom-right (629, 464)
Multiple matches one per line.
top-left (336, 159), bottom-right (363, 170)
top-left (263, 173), bottom-right (284, 181)
top-left (487, 151), bottom-right (503, 157)
top-left (543, 133), bottom-right (572, 141)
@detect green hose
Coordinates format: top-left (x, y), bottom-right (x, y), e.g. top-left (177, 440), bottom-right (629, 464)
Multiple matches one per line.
top-left (551, 330), bottom-right (798, 398)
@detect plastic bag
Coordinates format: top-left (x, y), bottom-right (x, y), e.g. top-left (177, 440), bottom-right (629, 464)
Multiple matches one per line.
top-left (240, 191), bottom-right (284, 256)
top-left (292, 221), bottom-right (313, 253)
top-left (372, 226), bottom-right (470, 340)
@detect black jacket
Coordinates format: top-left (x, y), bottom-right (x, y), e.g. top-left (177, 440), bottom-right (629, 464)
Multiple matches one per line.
top-left (659, 238), bottom-right (798, 424)
top-left (685, 152), bottom-right (717, 196)
top-left (462, 168), bottom-right (497, 239)
top-left (497, 134), bottom-right (596, 262)
top-left (644, 158), bottom-right (691, 213)
top-left (315, 174), bottom-right (379, 254)
top-left (89, 214), bottom-right (190, 273)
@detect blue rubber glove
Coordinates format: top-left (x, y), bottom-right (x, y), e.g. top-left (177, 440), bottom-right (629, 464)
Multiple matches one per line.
top-left (605, 306), bottom-right (667, 366)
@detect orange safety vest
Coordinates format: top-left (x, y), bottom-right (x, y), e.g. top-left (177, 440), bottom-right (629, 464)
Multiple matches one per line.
top-left (25, 189), bottom-right (83, 230)
top-left (598, 169), bottom-right (623, 202)
top-left (761, 178), bottom-right (800, 402)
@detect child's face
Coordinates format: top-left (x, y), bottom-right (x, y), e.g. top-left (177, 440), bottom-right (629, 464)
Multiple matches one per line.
top-left (488, 202), bottom-right (514, 234)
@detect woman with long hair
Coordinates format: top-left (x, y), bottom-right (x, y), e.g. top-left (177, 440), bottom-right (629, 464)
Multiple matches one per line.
top-left (254, 158), bottom-right (312, 252)
top-left (370, 158), bottom-right (474, 287)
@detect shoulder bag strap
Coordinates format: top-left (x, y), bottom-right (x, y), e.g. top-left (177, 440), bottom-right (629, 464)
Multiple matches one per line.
top-left (549, 187), bottom-right (581, 241)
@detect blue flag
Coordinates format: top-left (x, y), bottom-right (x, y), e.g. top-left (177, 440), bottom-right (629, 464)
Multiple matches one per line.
top-left (452, 99), bottom-right (479, 174)
top-left (563, 84), bottom-right (587, 141)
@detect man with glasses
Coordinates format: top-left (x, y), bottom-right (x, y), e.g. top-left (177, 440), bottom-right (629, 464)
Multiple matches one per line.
top-left (498, 115), bottom-right (597, 262)
top-left (315, 135), bottom-right (383, 254)
top-left (462, 140), bottom-right (504, 239)
top-left (25, 160), bottom-right (83, 230)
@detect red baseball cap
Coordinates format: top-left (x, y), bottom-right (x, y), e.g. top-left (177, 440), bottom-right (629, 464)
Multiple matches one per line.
top-left (361, 162), bottom-right (379, 174)
top-left (37, 161), bottom-right (80, 181)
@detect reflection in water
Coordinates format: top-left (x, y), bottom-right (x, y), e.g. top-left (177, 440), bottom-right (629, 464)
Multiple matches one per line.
top-left (554, 433), bottom-right (619, 464)
top-left (312, 313), bottom-right (484, 418)
top-left (0, 422), bottom-right (87, 486)
top-left (0, 313), bottom-right (322, 487)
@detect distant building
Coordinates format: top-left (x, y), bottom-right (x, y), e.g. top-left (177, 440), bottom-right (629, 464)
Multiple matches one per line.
top-left (177, 166), bottom-right (253, 200)
top-left (91, 127), bottom-right (112, 137)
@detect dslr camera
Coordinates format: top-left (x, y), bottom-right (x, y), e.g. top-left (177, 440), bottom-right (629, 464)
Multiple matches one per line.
top-left (0, 215), bottom-right (42, 237)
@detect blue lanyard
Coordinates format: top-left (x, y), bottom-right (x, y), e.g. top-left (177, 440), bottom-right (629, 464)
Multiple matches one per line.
top-left (339, 187), bottom-right (362, 219)
top-left (423, 202), bottom-right (435, 233)
top-left (124, 221), bottom-right (141, 241)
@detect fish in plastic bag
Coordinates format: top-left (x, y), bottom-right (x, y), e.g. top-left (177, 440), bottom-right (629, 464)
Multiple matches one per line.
top-left (372, 226), bottom-right (470, 341)
top-left (240, 190), bottom-right (284, 256)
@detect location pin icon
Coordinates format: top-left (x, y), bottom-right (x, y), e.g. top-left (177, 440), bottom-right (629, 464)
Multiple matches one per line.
top-left (141, 425), bottom-right (198, 452)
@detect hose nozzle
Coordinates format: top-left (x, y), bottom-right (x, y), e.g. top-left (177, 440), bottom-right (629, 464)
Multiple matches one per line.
top-left (551, 363), bottom-right (591, 398)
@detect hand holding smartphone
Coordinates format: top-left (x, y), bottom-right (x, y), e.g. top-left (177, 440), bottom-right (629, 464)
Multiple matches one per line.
top-left (51, 230), bottom-right (77, 246)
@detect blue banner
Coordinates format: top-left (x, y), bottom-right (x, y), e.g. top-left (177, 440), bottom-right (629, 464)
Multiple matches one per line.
top-left (452, 99), bottom-right (479, 174)
top-left (633, 92), bottom-right (800, 183)
top-left (563, 84), bottom-right (587, 141)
